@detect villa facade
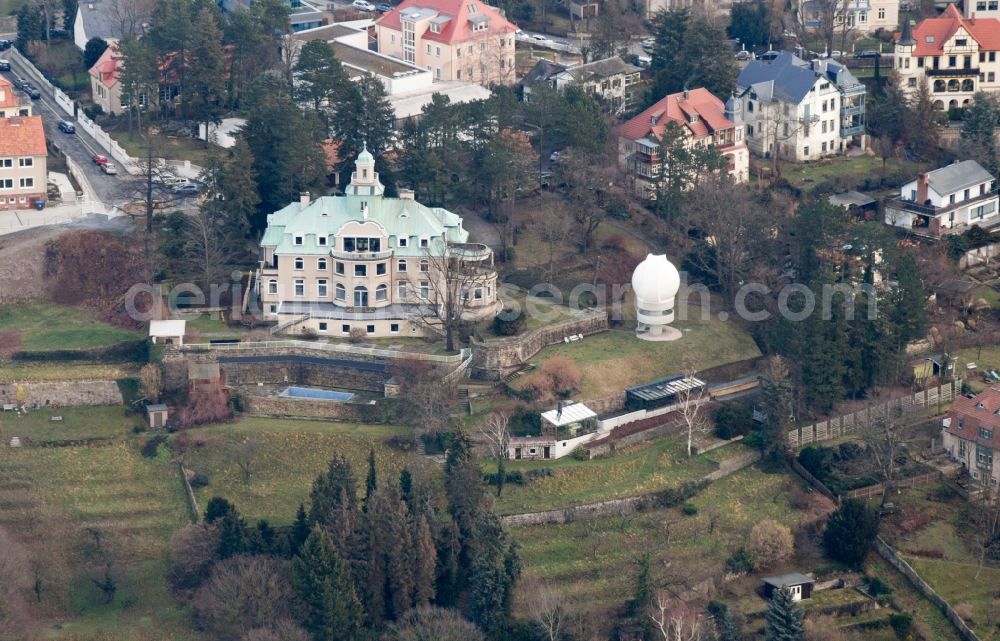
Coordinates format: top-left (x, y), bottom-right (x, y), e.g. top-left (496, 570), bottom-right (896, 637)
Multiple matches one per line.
top-left (257, 148), bottom-right (499, 338)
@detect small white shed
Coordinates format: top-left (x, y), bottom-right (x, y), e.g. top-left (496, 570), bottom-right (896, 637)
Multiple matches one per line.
top-left (149, 320), bottom-right (187, 346)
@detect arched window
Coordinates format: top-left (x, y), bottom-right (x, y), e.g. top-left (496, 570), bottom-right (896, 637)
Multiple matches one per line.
top-left (949, 99), bottom-right (959, 109)
top-left (948, 79), bottom-right (960, 92)
top-left (933, 100), bottom-right (945, 110)
top-left (294, 257), bottom-right (304, 270)
top-left (354, 286), bottom-right (368, 307)
top-left (934, 79), bottom-right (946, 92)
top-left (420, 259), bottom-right (429, 272)
top-left (317, 258), bottom-right (327, 271)
top-left (335, 283), bottom-right (346, 301)
top-left (398, 260), bottom-right (407, 272)
top-left (963, 98), bottom-right (972, 107)
top-left (375, 284), bottom-right (388, 302)
top-left (962, 79), bottom-right (974, 92)
top-left (268, 279), bottom-right (277, 294)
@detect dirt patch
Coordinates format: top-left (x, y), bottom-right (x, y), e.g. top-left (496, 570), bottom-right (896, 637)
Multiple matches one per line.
top-left (0, 227), bottom-right (66, 304)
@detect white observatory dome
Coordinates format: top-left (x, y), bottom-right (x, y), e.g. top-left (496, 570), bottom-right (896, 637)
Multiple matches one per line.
top-left (631, 254), bottom-right (681, 340)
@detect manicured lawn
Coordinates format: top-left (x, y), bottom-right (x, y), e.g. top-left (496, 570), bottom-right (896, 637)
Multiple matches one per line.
top-left (511, 324), bottom-right (760, 400)
top-left (178, 417), bottom-right (419, 525)
top-left (0, 405), bottom-right (138, 443)
top-left (0, 303), bottom-right (139, 351)
top-left (0, 437), bottom-right (198, 640)
top-left (0, 362), bottom-right (137, 383)
top-left (512, 465), bottom-right (831, 634)
top-left (494, 437), bottom-right (747, 515)
top-left (779, 155), bottom-right (927, 192)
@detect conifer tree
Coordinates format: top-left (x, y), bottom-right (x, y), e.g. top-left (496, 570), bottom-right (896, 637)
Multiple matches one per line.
top-left (399, 467), bottom-right (413, 509)
top-left (765, 586), bottom-right (804, 641)
top-left (309, 455), bottom-right (358, 526)
top-left (187, 6), bottom-right (227, 144)
top-left (217, 509), bottom-right (246, 559)
top-left (413, 515), bottom-right (437, 607)
top-left (292, 526), bottom-right (363, 641)
top-left (289, 503), bottom-right (312, 556)
top-left (364, 449), bottom-right (377, 513)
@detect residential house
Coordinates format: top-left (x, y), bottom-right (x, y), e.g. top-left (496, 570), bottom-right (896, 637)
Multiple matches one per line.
top-left (73, 0), bottom-right (152, 51)
top-left (0, 115), bottom-right (48, 211)
top-left (736, 51), bottom-right (867, 161)
top-left (967, 0), bottom-right (1000, 20)
top-left (257, 147), bottom-right (499, 337)
top-left (290, 23), bottom-right (492, 126)
top-left (522, 56), bottom-right (643, 115)
top-left (616, 87), bottom-right (749, 199)
top-left (0, 77), bottom-right (32, 118)
top-left (223, 0), bottom-right (330, 32)
top-left (942, 385), bottom-right (1000, 487)
top-left (799, 0), bottom-right (899, 34)
top-left (894, 5), bottom-right (1000, 110)
top-left (884, 160), bottom-right (999, 234)
top-left (89, 44), bottom-right (125, 116)
top-left (639, 0), bottom-right (733, 19)
top-left (375, 0), bottom-right (519, 86)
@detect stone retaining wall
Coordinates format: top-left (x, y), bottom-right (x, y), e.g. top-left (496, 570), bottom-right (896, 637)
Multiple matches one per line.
top-left (220, 361), bottom-right (388, 393)
top-left (242, 395), bottom-right (386, 422)
top-left (470, 311), bottom-right (608, 378)
top-left (0, 380), bottom-right (123, 407)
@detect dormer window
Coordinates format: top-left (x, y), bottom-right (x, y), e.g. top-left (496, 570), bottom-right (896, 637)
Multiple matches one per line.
top-left (318, 236), bottom-right (327, 246)
top-left (926, 35), bottom-right (935, 43)
top-left (468, 2), bottom-right (477, 12)
top-left (399, 237), bottom-right (408, 247)
top-left (294, 235), bottom-right (303, 246)
top-left (430, 22), bottom-right (440, 33)
top-left (420, 237), bottom-right (429, 248)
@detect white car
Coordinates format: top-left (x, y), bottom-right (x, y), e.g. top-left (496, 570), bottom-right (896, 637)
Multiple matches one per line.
top-left (641, 38), bottom-right (655, 51)
top-left (353, 0), bottom-right (376, 10)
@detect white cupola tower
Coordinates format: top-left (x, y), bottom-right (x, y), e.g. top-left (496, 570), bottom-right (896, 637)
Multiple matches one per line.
top-left (631, 253), bottom-right (683, 341)
top-left (345, 142), bottom-right (385, 197)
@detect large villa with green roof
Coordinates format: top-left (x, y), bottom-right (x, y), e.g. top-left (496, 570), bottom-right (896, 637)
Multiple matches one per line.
top-left (257, 148), bottom-right (499, 338)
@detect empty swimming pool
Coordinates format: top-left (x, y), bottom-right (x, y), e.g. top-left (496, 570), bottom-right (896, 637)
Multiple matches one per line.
top-left (279, 386), bottom-right (354, 402)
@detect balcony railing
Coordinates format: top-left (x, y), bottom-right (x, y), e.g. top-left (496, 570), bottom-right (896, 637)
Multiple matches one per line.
top-left (841, 104), bottom-right (864, 117)
top-left (926, 67), bottom-right (979, 78)
top-left (887, 188), bottom-right (999, 217)
top-left (841, 124), bottom-right (865, 137)
top-left (329, 249), bottom-right (394, 261)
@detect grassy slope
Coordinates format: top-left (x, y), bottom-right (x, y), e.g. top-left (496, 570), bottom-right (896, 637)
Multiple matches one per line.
top-left (0, 405), bottom-right (138, 443)
top-left (494, 438), bottom-right (746, 515)
top-left (0, 422), bottom-right (198, 641)
top-left (0, 303), bottom-right (139, 351)
top-left (511, 325), bottom-right (760, 400)
top-left (0, 362), bottom-right (137, 383)
top-left (178, 418), bottom-right (417, 525)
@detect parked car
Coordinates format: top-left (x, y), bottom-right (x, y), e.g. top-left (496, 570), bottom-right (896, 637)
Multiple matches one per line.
top-left (635, 55), bottom-right (652, 68)
top-left (757, 50), bottom-right (779, 62)
top-left (854, 49), bottom-right (880, 58)
top-left (57, 120), bottom-right (75, 134)
top-left (549, 150), bottom-right (563, 163)
top-left (735, 49), bottom-right (752, 61)
top-left (0, 39), bottom-right (11, 51)
top-left (830, 50), bottom-right (843, 58)
top-left (376, 2), bottom-right (393, 11)
top-left (352, 0), bottom-right (376, 10)
top-left (92, 154), bottom-right (108, 165)
top-left (12, 77), bottom-right (28, 90)
top-left (0, 59), bottom-right (9, 71)
top-left (100, 163), bottom-right (118, 175)
top-left (23, 85), bottom-right (40, 99)
top-left (172, 182), bottom-right (200, 196)
top-left (640, 37), bottom-right (655, 51)
top-left (530, 34), bottom-right (549, 43)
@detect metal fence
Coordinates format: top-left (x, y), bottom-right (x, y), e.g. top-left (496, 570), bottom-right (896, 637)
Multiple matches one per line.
top-left (787, 380), bottom-right (959, 450)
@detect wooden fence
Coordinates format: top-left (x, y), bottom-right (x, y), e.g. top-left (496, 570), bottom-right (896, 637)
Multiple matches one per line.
top-left (844, 471), bottom-right (942, 500)
top-left (787, 381), bottom-right (959, 450)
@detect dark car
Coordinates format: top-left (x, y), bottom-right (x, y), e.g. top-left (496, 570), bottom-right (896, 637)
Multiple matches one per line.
top-left (24, 85), bottom-right (40, 99)
top-left (376, 2), bottom-right (393, 11)
top-left (57, 120), bottom-right (76, 134)
top-left (12, 77), bottom-right (28, 90)
top-left (0, 39), bottom-right (11, 51)
top-left (0, 59), bottom-right (9, 71)
top-left (854, 50), bottom-right (881, 58)
top-left (172, 182), bottom-right (199, 196)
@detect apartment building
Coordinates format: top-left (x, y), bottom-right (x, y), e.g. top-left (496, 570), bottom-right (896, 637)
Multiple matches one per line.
top-left (884, 160), bottom-right (999, 234)
top-left (0, 115), bottom-right (48, 211)
top-left (0, 77), bottom-right (31, 118)
top-left (375, 0), bottom-right (519, 86)
top-left (894, 5), bottom-right (1000, 110)
top-left (616, 87), bottom-right (749, 200)
top-left (522, 57), bottom-right (643, 115)
top-left (257, 147), bottom-right (499, 337)
top-left (800, 0), bottom-right (899, 34)
top-left (737, 51), bottom-right (866, 161)
top-left (942, 386), bottom-right (1000, 487)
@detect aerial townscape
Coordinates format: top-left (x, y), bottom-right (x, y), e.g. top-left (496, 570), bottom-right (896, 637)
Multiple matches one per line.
top-left (3, 0), bottom-right (1000, 639)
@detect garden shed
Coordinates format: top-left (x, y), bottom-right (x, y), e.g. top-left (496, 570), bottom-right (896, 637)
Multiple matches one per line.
top-left (762, 573), bottom-right (814, 602)
top-left (145, 404), bottom-right (169, 429)
top-left (149, 320), bottom-right (187, 346)
top-left (625, 375), bottom-right (705, 412)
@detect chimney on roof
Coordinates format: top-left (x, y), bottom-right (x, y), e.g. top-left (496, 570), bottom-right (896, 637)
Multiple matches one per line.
top-left (299, 192), bottom-right (310, 208)
top-left (650, 114), bottom-right (657, 125)
top-left (399, 188), bottom-right (415, 200)
top-left (683, 87), bottom-right (689, 100)
top-left (917, 173), bottom-right (929, 204)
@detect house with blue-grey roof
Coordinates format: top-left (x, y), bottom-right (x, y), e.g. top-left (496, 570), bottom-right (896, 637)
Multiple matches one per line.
top-left (736, 51), bottom-right (866, 162)
top-left (257, 146), bottom-right (499, 338)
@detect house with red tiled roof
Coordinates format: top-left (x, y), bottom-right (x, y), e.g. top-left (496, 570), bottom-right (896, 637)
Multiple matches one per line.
top-left (615, 88), bottom-right (748, 199)
top-left (89, 44), bottom-right (125, 116)
top-left (0, 115), bottom-right (48, 211)
top-left (942, 386), bottom-right (1000, 487)
top-left (0, 77), bottom-right (32, 118)
top-left (374, 0), bottom-right (519, 86)
top-left (894, 4), bottom-right (1000, 111)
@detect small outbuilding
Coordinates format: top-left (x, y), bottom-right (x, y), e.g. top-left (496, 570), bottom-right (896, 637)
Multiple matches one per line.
top-left (149, 320), bottom-right (187, 346)
top-left (146, 404), bottom-right (169, 429)
top-left (625, 375), bottom-right (706, 412)
top-left (540, 402), bottom-right (597, 438)
top-left (829, 191), bottom-right (877, 219)
top-left (762, 573), bottom-right (814, 602)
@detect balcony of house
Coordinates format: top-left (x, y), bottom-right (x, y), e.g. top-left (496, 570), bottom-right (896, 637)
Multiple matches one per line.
top-left (841, 123), bottom-right (865, 137)
top-left (449, 243), bottom-right (492, 261)
top-left (329, 249), bottom-right (395, 261)
top-left (840, 102), bottom-right (865, 117)
top-left (888, 188), bottom-right (999, 221)
top-left (926, 67), bottom-right (979, 78)
top-left (627, 156), bottom-right (660, 179)
top-left (259, 260), bottom-right (279, 275)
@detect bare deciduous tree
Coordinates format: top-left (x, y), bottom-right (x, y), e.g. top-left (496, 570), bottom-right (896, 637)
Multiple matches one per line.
top-left (678, 362), bottom-right (708, 458)
top-left (83, 528), bottom-right (117, 604)
top-left (973, 488), bottom-right (1000, 579)
top-left (193, 555), bottom-right (294, 641)
top-left (649, 590), bottom-right (708, 641)
top-left (525, 576), bottom-right (567, 641)
top-left (106, 0), bottom-right (154, 41)
top-left (535, 206), bottom-right (574, 281)
top-left (416, 246), bottom-right (496, 352)
top-left (478, 411), bottom-right (510, 460)
top-left (859, 413), bottom-right (903, 506)
top-left (234, 439), bottom-right (260, 485)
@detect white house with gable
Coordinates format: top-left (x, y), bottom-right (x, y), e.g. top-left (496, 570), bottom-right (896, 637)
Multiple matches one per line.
top-left (885, 160), bottom-right (999, 234)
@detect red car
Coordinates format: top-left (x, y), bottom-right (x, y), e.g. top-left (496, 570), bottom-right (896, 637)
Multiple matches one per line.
top-left (92, 154), bottom-right (108, 165)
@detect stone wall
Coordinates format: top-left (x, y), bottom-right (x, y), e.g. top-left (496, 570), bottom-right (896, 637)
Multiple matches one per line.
top-left (470, 311), bottom-right (609, 378)
top-left (220, 360), bottom-right (389, 392)
top-left (243, 395), bottom-right (385, 422)
top-left (584, 392), bottom-right (627, 416)
top-left (0, 380), bottom-right (123, 407)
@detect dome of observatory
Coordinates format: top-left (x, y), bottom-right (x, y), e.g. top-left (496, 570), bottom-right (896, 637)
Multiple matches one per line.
top-left (631, 254), bottom-right (680, 305)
